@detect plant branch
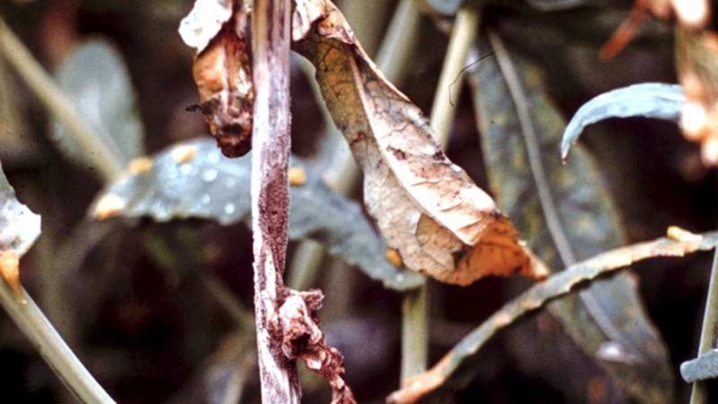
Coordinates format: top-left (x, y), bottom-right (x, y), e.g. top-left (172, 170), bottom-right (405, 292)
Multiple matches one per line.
top-left (0, 16), bottom-right (123, 182)
top-left (401, 286), bottom-right (428, 381)
top-left (250, 0), bottom-right (299, 402)
top-left (690, 250), bottom-right (718, 404)
top-left (0, 282), bottom-right (114, 403)
top-left (431, 6), bottom-right (480, 148)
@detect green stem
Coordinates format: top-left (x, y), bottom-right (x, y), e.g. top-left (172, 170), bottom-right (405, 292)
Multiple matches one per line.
top-left (340, 0), bottom-right (393, 57)
top-left (430, 6), bottom-right (480, 148)
top-left (0, 283), bottom-right (114, 403)
top-left (690, 250), bottom-right (718, 404)
top-left (375, 0), bottom-right (422, 89)
top-left (401, 285), bottom-right (429, 380)
top-left (0, 16), bottom-right (123, 182)
top-left (397, 5), bottom-right (482, 381)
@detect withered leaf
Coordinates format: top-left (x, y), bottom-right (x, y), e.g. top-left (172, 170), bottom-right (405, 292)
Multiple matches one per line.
top-left (183, 2), bottom-right (255, 158)
top-left (291, 0), bottom-right (546, 285)
top-left (388, 230), bottom-right (718, 403)
top-left (90, 139), bottom-right (423, 291)
top-left (473, 32), bottom-right (673, 402)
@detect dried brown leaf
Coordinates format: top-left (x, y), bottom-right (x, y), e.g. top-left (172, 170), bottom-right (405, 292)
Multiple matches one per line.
top-left (279, 289), bottom-right (356, 403)
top-left (186, 2), bottom-right (254, 158)
top-left (291, 0), bottom-right (546, 285)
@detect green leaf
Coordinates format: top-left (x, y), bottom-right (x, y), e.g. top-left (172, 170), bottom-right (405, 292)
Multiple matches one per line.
top-left (53, 38), bottom-right (145, 167)
top-left (0, 160), bottom-right (41, 257)
top-left (388, 231), bottom-right (718, 403)
top-left (562, 83), bottom-right (684, 160)
top-left (91, 138), bottom-right (424, 291)
top-left (469, 32), bottom-right (672, 402)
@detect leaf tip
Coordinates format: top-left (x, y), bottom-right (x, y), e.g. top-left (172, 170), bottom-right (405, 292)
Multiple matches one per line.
top-left (667, 226), bottom-right (702, 242)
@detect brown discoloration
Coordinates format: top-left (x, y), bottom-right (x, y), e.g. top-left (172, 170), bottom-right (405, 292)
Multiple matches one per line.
top-left (171, 144), bottom-right (198, 164)
top-left (192, 5), bottom-right (254, 158)
top-left (0, 251), bottom-right (21, 295)
top-left (349, 131), bottom-right (366, 146)
top-left (385, 248), bottom-right (403, 268)
top-left (92, 194), bottom-right (126, 220)
top-left (127, 157), bottom-right (153, 175)
top-left (386, 145), bottom-right (407, 161)
top-left (288, 166), bottom-right (307, 186)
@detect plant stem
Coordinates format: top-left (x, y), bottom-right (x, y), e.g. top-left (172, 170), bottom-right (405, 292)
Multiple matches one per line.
top-left (401, 285), bottom-right (428, 381)
top-left (0, 283), bottom-right (114, 403)
top-left (430, 6), bottom-right (480, 148)
top-left (0, 16), bottom-right (123, 182)
top-left (340, 0), bottom-right (393, 57)
top-left (397, 5), bottom-right (482, 382)
top-left (690, 250), bottom-right (718, 404)
top-left (251, 0), bottom-right (299, 401)
top-left (375, 0), bottom-right (422, 89)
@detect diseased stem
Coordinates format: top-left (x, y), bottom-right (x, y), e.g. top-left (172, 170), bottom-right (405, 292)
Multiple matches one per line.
top-left (690, 250), bottom-right (718, 404)
top-left (250, 0), bottom-right (299, 402)
top-left (430, 6), bottom-right (480, 148)
top-left (0, 283), bottom-right (114, 404)
top-left (0, 16), bottom-right (123, 182)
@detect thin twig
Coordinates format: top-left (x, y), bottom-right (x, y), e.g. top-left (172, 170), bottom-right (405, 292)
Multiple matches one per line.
top-left (0, 282), bottom-right (114, 403)
top-left (0, 16), bottom-right (123, 182)
top-left (250, 0), bottom-right (299, 401)
top-left (690, 250), bottom-right (718, 404)
top-left (431, 6), bottom-right (480, 148)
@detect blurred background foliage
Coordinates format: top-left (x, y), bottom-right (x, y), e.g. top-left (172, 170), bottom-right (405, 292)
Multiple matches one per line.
top-left (0, 0), bottom-right (716, 402)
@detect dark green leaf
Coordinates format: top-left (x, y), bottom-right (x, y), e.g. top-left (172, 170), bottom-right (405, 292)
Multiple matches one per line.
top-left (0, 160), bottom-right (41, 257)
top-left (53, 39), bottom-right (145, 167)
top-left (562, 83), bottom-right (684, 160)
top-left (91, 138), bottom-right (424, 291)
top-left (469, 31), bottom-right (672, 402)
top-left (388, 231), bottom-right (718, 403)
